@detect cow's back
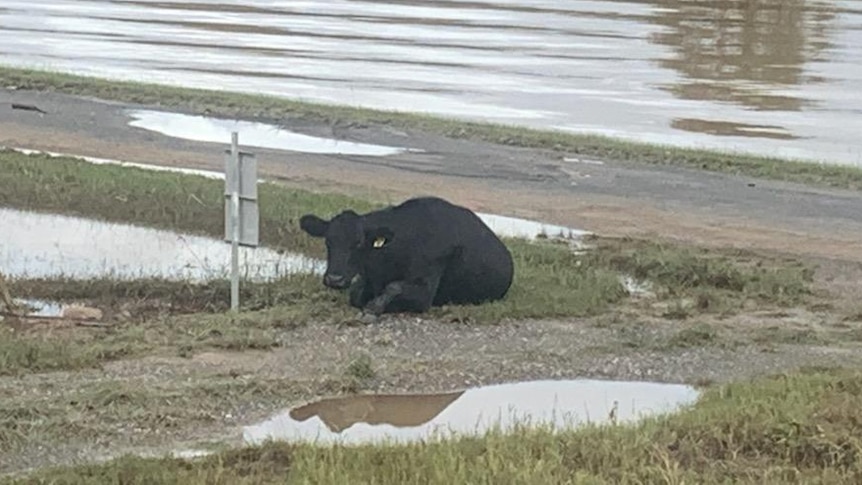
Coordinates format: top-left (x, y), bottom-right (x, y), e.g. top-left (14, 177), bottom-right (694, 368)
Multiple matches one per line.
top-left (363, 197), bottom-right (513, 305)
top-left (433, 203), bottom-right (514, 305)
top-left (398, 198), bottom-right (513, 305)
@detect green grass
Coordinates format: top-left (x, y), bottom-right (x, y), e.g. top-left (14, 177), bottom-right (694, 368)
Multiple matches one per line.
top-left (0, 149), bottom-right (819, 374)
top-left (665, 323), bottom-right (721, 349)
top-left (3, 65), bottom-right (862, 190)
top-left (0, 66), bottom-right (855, 484)
top-left (0, 328), bottom-right (134, 375)
top-left (586, 237), bottom-right (815, 313)
top-left (8, 274), bottom-right (333, 315)
top-left (7, 368), bottom-right (862, 484)
top-left (0, 280), bottom-right (353, 376)
top-left (0, 375), bottom-right (318, 461)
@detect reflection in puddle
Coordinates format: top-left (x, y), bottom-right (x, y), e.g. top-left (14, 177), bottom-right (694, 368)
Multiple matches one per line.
top-left (651, 1), bottom-right (835, 113)
top-left (0, 207), bottom-right (324, 281)
top-left (671, 118), bottom-right (798, 140)
top-left (243, 379), bottom-right (698, 446)
top-left (127, 110), bottom-right (419, 156)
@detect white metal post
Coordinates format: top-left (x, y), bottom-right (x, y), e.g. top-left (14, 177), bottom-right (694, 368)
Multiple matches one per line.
top-left (230, 131), bottom-right (240, 312)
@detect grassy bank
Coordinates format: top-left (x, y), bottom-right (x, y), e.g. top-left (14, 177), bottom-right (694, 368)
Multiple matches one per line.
top-left (0, 373), bottom-right (321, 464)
top-left (0, 149), bottom-right (816, 375)
top-left (0, 148), bottom-right (814, 316)
top-left (3, 65), bottom-right (862, 190)
top-left (7, 368), bottom-right (861, 484)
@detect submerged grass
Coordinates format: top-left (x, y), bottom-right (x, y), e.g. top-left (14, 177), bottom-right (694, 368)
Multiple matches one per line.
top-left (8, 368), bottom-right (862, 484)
top-left (3, 65), bottom-right (862, 190)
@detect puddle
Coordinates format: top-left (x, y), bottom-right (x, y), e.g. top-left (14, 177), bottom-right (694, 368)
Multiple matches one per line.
top-left (0, 207), bottom-right (325, 281)
top-left (621, 276), bottom-right (655, 298)
top-left (5, 147), bottom-right (226, 180)
top-left (243, 379), bottom-right (698, 446)
top-left (170, 449), bottom-right (214, 460)
top-left (3, 146), bottom-right (234, 180)
top-left (127, 110), bottom-right (419, 156)
top-left (477, 213), bottom-right (593, 251)
top-left (477, 213), bottom-right (590, 241)
top-left (13, 298), bottom-right (63, 317)
top-left (93, 447), bottom-right (215, 467)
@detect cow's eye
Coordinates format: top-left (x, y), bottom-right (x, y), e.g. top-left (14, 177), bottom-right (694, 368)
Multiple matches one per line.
top-left (372, 236), bottom-right (387, 248)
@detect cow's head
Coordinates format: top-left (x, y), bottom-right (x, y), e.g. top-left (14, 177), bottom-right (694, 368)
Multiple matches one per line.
top-left (299, 210), bottom-right (394, 289)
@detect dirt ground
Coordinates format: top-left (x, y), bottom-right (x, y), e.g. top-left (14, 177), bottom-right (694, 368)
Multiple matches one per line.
top-left (3, 89), bottom-right (862, 476)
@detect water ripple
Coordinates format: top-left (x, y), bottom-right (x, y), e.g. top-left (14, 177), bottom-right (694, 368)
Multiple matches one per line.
top-left (1, 0), bottom-right (860, 166)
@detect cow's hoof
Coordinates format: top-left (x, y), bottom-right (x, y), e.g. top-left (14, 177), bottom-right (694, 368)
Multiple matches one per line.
top-left (364, 298), bottom-right (387, 317)
top-left (358, 312), bottom-right (380, 325)
top-left (338, 315), bottom-right (366, 328)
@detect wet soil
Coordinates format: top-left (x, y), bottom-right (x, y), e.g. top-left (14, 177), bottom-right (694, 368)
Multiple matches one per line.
top-left (4, 301), bottom-right (862, 476)
top-left (3, 88), bottom-right (862, 476)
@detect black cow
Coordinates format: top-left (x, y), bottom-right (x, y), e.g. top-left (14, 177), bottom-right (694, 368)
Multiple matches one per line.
top-left (299, 196), bottom-right (514, 318)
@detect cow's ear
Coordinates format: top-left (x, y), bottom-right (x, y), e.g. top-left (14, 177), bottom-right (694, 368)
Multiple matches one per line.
top-left (366, 227), bottom-right (394, 249)
top-left (299, 214), bottom-right (329, 238)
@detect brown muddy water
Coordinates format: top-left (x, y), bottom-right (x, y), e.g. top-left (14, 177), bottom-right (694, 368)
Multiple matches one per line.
top-left (1, 1), bottom-right (860, 166)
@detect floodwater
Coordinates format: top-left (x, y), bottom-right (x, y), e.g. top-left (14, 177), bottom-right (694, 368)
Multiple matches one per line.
top-left (127, 109), bottom-right (419, 156)
top-left (243, 379), bottom-right (699, 446)
top-left (0, 207), bottom-right (325, 281)
top-left (2, 1), bottom-right (861, 166)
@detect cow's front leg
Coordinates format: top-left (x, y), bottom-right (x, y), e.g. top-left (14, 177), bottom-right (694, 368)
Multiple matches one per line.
top-left (348, 274), bottom-right (374, 309)
top-left (363, 272), bottom-right (442, 317)
top-left (363, 281), bottom-right (405, 316)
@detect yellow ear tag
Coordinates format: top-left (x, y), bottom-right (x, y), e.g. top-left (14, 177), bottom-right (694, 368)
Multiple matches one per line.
top-left (373, 236), bottom-right (386, 248)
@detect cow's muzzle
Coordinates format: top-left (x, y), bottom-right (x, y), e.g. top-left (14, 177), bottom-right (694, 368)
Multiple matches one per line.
top-left (324, 273), bottom-right (350, 289)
